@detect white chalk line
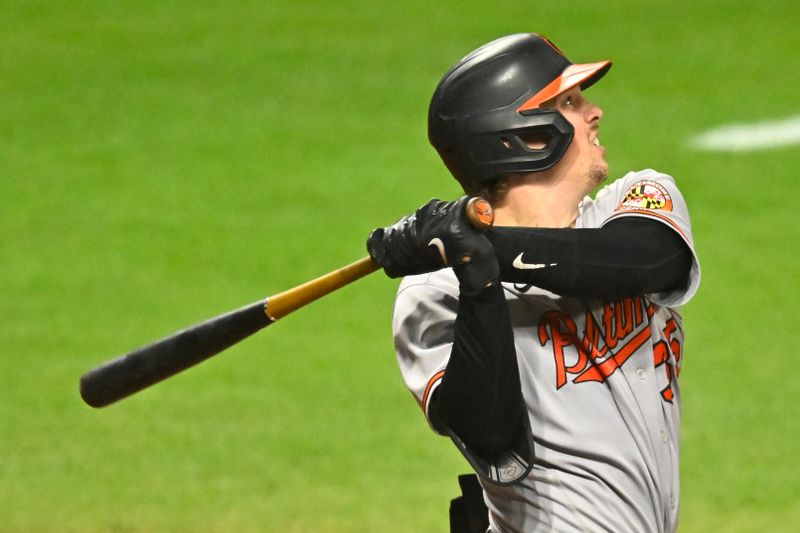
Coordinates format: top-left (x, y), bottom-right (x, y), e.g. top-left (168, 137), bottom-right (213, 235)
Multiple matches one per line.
top-left (688, 114), bottom-right (800, 152)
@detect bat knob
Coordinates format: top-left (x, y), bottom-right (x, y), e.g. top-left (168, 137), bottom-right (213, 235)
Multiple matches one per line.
top-left (465, 197), bottom-right (494, 230)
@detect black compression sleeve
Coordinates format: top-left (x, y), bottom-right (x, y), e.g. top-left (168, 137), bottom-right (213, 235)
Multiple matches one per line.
top-left (428, 217), bottom-right (690, 460)
top-left (487, 216), bottom-right (693, 300)
top-left (429, 280), bottom-right (525, 459)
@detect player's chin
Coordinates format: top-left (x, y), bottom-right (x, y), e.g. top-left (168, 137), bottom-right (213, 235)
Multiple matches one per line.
top-left (590, 161), bottom-right (609, 186)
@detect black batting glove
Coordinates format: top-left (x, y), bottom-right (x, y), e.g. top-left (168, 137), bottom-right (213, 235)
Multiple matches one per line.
top-left (367, 197), bottom-right (499, 292)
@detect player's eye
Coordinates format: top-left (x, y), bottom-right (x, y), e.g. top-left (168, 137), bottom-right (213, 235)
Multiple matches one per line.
top-left (563, 95), bottom-right (574, 107)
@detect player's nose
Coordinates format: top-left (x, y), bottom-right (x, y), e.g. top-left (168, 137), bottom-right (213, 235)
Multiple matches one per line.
top-left (585, 100), bottom-right (603, 123)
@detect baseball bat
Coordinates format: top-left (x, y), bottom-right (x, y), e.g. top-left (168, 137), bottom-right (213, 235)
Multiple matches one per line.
top-left (79, 197), bottom-right (494, 408)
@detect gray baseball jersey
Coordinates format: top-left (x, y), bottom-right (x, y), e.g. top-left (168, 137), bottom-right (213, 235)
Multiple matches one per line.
top-left (393, 169), bottom-right (701, 533)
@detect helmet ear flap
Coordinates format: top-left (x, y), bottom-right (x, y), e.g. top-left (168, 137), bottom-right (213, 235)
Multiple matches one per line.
top-left (515, 109), bottom-right (574, 171)
top-left (463, 109), bottom-right (574, 182)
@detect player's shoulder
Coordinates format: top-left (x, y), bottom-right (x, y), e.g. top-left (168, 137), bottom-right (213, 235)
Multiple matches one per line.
top-left (595, 168), bottom-right (677, 199)
top-left (396, 269), bottom-right (459, 299)
top-left (393, 269), bottom-right (460, 323)
top-left (584, 169), bottom-right (679, 214)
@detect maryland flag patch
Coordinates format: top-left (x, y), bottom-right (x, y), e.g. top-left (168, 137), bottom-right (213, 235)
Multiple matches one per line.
top-left (617, 181), bottom-right (673, 211)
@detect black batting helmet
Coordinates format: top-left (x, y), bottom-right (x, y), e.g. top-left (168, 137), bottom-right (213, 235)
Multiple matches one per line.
top-left (428, 33), bottom-right (611, 190)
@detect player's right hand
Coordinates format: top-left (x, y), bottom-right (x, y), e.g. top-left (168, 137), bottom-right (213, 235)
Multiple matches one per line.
top-left (367, 196), bottom-right (499, 290)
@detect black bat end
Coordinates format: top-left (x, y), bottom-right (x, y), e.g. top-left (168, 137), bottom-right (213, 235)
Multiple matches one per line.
top-left (80, 368), bottom-right (116, 408)
top-left (79, 300), bottom-right (273, 408)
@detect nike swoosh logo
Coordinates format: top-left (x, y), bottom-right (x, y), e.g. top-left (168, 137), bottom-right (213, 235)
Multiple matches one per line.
top-left (428, 238), bottom-right (448, 264)
top-left (513, 253), bottom-right (557, 270)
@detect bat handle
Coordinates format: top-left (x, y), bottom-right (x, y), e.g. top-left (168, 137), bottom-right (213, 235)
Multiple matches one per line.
top-left (264, 196), bottom-right (493, 321)
top-left (265, 257), bottom-right (378, 320)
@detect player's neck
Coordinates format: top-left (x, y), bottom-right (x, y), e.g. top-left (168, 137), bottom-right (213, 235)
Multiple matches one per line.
top-left (492, 175), bottom-right (584, 228)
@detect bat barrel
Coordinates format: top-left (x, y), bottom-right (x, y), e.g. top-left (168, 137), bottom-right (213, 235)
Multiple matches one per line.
top-left (80, 300), bottom-right (272, 407)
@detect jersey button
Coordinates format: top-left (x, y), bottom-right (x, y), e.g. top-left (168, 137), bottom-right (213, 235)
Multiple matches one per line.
top-left (636, 368), bottom-right (647, 380)
top-left (660, 430), bottom-right (668, 443)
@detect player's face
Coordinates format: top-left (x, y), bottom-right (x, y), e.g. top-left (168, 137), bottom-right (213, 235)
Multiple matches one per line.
top-left (545, 87), bottom-right (608, 190)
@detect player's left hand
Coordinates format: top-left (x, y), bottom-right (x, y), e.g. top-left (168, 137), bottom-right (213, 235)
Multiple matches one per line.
top-left (367, 196), bottom-right (499, 290)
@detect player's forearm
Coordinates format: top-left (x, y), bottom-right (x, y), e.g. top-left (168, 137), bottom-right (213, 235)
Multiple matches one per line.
top-left (487, 217), bottom-right (692, 300)
top-left (431, 281), bottom-right (526, 458)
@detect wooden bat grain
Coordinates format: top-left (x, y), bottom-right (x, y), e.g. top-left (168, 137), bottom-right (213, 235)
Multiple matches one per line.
top-left (265, 257), bottom-right (378, 320)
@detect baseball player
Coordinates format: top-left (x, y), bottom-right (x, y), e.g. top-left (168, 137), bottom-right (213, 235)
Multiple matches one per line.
top-left (367, 33), bottom-right (701, 532)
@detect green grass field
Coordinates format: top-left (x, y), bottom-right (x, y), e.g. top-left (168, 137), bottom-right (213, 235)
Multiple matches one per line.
top-left (3, 1), bottom-right (800, 531)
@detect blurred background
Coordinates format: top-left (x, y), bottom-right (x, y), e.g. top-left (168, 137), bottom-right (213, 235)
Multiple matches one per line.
top-left (2, 0), bottom-right (799, 530)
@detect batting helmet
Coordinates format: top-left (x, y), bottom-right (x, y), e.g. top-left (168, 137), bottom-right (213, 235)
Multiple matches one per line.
top-left (428, 33), bottom-right (611, 190)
